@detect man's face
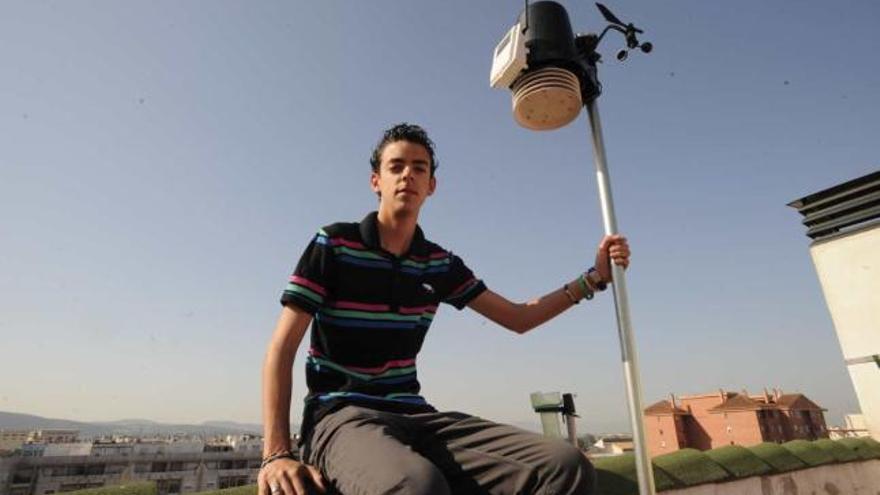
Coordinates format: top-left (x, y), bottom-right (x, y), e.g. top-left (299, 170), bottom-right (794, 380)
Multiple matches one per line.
top-left (371, 140), bottom-right (436, 214)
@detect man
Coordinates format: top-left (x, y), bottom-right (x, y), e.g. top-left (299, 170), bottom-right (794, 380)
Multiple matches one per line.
top-left (260, 123), bottom-right (630, 495)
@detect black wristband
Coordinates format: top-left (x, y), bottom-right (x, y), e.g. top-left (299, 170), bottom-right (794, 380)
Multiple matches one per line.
top-left (588, 267), bottom-right (608, 291)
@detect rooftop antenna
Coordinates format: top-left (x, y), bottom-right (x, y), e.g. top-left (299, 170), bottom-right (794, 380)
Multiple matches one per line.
top-left (490, 3), bottom-right (655, 494)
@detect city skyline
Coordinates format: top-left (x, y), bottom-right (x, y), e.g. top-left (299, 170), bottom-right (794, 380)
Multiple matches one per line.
top-left (1, 1), bottom-right (877, 434)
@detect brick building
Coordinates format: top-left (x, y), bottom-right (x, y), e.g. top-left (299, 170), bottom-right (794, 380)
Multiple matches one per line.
top-left (644, 389), bottom-right (828, 457)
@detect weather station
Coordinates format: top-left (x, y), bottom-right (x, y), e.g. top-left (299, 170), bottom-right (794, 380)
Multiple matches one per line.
top-left (490, 2), bottom-right (656, 494)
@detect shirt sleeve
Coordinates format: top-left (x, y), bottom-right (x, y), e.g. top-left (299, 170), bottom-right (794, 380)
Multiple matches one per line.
top-left (437, 253), bottom-right (487, 310)
top-left (280, 229), bottom-right (334, 314)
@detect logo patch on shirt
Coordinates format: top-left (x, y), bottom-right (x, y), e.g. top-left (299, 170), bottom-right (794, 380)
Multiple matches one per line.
top-left (421, 283), bottom-right (435, 294)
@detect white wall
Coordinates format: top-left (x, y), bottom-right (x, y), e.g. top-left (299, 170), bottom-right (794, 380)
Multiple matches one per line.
top-left (42, 443), bottom-right (93, 457)
top-left (132, 441), bottom-right (204, 455)
top-left (664, 459), bottom-right (880, 495)
top-left (810, 225), bottom-right (880, 440)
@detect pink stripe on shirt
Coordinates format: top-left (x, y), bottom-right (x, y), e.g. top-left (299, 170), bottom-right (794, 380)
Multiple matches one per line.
top-left (330, 238), bottom-right (367, 249)
top-left (399, 305), bottom-right (438, 315)
top-left (409, 251), bottom-right (448, 261)
top-left (289, 275), bottom-right (327, 296)
top-left (330, 300), bottom-right (391, 312)
top-left (449, 277), bottom-right (477, 297)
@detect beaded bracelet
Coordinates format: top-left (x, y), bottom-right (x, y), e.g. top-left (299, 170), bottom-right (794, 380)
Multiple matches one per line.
top-left (578, 274), bottom-right (594, 300)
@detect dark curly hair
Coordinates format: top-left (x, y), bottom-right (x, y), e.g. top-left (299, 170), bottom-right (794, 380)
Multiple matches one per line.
top-left (369, 123), bottom-right (438, 176)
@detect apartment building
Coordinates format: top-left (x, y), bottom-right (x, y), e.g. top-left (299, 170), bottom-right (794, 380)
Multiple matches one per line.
top-left (644, 388), bottom-right (828, 457)
top-left (0, 436), bottom-right (270, 495)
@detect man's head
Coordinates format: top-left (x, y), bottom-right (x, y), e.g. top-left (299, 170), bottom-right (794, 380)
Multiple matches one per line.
top-left (369, 123), bottom-right (438, 216)
top-left (370, 123), bottom-right (438, 177)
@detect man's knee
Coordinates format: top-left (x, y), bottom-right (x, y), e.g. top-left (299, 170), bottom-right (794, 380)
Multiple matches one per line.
top-left (544, 444), bottom-right (596, 495)
top-left (384, 459), bottom-right (451, 495)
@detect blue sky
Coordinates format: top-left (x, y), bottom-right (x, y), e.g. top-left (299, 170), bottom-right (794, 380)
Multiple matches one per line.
top-left (1, 1), bottom-right (877, 434)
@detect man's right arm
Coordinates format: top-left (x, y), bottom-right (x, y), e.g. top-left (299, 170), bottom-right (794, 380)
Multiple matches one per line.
top-left (262, 304), bottom-right (309, 457)
top-left (259, 304), bottom-right (326, 495)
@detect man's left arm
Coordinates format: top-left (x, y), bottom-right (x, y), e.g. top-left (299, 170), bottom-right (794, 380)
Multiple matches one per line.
top-left (467, 234), bottom-right (630, 334)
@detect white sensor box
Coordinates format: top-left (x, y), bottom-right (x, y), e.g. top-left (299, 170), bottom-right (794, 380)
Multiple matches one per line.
top-left (490, 22), bottom-right (528, 89)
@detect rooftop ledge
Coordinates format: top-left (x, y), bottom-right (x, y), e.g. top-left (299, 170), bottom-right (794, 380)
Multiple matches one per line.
top-left (48, 436), bottom-right (880, 495)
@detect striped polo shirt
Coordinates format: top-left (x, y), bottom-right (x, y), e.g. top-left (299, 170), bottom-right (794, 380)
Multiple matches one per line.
top-left (281, 211), bottom-right (487, 441)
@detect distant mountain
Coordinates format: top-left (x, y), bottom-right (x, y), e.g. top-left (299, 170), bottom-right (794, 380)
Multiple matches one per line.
top-left (0, 411), bottom-right (92, 431)
top-left (0, 412), bottom-right (274, 438)
top-left (102, 419), bottom-right (162, 426)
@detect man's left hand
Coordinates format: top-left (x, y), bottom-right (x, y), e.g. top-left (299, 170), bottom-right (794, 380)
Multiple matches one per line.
top-left (595, 234), bottom-right (630, 284)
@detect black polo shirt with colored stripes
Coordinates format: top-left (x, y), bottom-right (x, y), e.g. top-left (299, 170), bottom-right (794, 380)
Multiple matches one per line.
top-left (280, 211), bottom-right (487, 442)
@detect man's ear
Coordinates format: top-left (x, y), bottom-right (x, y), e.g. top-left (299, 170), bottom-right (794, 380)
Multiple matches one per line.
top-left (427, 176), bottom-right (437, 196)
top-left (370, 172), bottom-right (381, 196)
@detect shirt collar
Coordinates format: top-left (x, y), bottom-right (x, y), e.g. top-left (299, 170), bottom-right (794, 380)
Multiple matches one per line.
top-left (359, 211), bottom-right (427, 257)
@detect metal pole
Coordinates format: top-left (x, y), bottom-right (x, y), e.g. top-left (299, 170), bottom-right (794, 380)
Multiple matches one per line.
top-left (565, 414), bottom-right (578, 447)
top-left (585, 100), bottom-right (656, 495)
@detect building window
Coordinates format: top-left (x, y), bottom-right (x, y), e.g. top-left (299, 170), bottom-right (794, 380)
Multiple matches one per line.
top-left (12, 470), bottom-right (35, 484)
top-left (86, 465), bottom-right (105, 476)
top-left (156, 479), bottom-right (182, 495)
top-left (219, 476), bottom-right (249, 489)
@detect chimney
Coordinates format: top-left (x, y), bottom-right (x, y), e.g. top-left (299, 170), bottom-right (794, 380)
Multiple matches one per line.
top-left (669, 393), bottom-right (677, 408)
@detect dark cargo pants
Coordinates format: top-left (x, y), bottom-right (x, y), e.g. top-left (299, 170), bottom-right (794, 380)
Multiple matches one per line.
top-left (305, 405), bottom-right (596, 495)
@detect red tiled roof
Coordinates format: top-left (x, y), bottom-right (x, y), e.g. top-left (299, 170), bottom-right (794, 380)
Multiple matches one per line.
top-left (776, 394), bottom-right (825, 411)
top-left (644, 400), bottom-right (689, 416)
top-left (709, 393), bottom-right (764, 412)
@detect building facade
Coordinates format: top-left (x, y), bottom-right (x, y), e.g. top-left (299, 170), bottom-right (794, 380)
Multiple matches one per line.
top-left (644, 389), bottom-right (828, 457)
top-left (789, 170), bottom-right (880, 440)
top-left (1, 431), bottom-right (81, 457)
top-left (0, 436), bottom-right (269, 495)
top-left (0, 433), bottom-right (30, 456)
